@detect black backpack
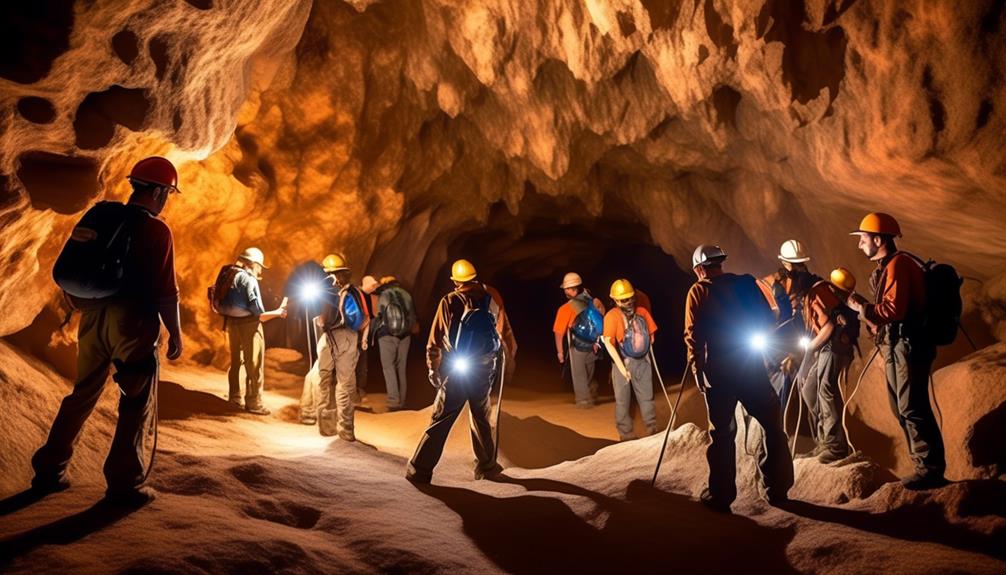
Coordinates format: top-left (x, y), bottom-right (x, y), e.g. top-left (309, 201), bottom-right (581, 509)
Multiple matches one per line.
top-left (703, 273), bottom-right (776, 354)
top-left (904, 253), bottom-right (963, 346)
top-left (53, 201), bottom-right (135, 300)
top-left (449, 292), bottom-right (500, 357)
top-left (384, 287), bottom-right (411, 338)
top-left (208, 264), bottom-right (242, 315)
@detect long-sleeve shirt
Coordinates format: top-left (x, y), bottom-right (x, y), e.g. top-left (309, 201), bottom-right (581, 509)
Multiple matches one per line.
top-left (684, 272), bottom-right (774, 368)
top-left (866, 252), bottom-right (926, 327)
top-left (219, 267), bottom-right (265, 318)
top-left (426, 282), bottom-right (505, 371)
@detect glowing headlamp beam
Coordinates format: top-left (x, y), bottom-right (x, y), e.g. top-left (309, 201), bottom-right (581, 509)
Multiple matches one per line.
top-left (799, 336), bottom-right (811, 350)
top-left (451, 356), bottom-right (471, 375)
top-left (750, 333), bottom-right (768, 352)
top-left (300, 281), bottom-right (322, 302)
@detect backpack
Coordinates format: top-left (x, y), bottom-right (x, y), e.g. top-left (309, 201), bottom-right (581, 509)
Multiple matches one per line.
top-left (619, 310), bottom-right (650, 359)
top-left (383, 287), bottom-right (411, 338)
top-left (703, 274), bottom-right (776, 354)
top-left (449, 293), bottom-right (500, 357)
top-left (53, 201), bottom-right (136, 300)
top-left (903, 253), bottom-right (963, 346)
top-left (323, 284), bottom-right (365, 331)
top-left (569, 294), bottom-right (603, 351)
top-left (208, 264), bottom-right (241, 315)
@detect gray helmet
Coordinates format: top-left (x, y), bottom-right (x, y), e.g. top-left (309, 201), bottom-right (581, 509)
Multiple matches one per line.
top-left (692, 244), bottom-right (727, 268)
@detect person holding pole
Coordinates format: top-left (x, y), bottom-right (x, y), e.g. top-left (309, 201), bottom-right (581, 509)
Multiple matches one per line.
top-left (684, 244), bottom-right (793, 513)
top-left (601, 279), bottom-right (659, 441)
top-left (406, 259), bottom-right (505, 484)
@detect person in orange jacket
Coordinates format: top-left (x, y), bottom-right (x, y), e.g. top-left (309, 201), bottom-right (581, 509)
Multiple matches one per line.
top-left (846, 213), bottom-right (946, 490)
top-left (601, 279), bottom-right (658, 441)
top-left (553, 272), bottom-right (605, 408)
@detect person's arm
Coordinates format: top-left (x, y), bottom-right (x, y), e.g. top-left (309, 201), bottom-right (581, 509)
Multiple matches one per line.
top-left (862, 256), bottom-right (913, 326)
top-left (602, 336), bottom-right (630, 380)
top-left (593, 297), bottom-right (605, 314)
top-left (683, 284), bottom-right (705, 374)
top-left (554, 331), bottom-right (566, 363)
top-left (553, 305), bottom-right (569, 363)
top-left (426, 297), bottom-right (449, 385)
top-left (153, 225), bottom-right (182, 360)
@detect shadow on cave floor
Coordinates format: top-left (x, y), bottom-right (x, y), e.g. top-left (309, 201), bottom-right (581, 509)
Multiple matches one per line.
top-left (781, 478), bottom-right (1006, 560)
top-left (157, 380), bottom-right (243, 421)
top-left (412, 478), bottom-right (798, 574)
top-left (496, 412), bottom-right (616, 469)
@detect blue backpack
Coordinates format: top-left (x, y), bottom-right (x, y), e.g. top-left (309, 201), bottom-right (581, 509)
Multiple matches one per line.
top-left (449, 293), bottom-right (500, 357)
top-left (323, 283), bottom-right (365, 331)
top-left (619, 310), bottom-right (650, 359)
top-left (569, 294), bottom-right (603, 351)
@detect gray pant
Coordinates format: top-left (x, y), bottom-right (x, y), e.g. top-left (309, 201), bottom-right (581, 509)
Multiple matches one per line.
top-left (378, 335), bottom-right (410, 409)
top-left (318, 328), bottom-right (359, 438)
top-left (704, 360), bottom-right (793, 505)
top-left (407, 356), bottom-right (497, 480)
top-left (612, 355), bottom-right (657, 439)
top-left (569, 346), bottom-right (597, 406)
top-left (882, 335), bottom-right (944, 476)
top-left (800, 346), bottom-right (851, 455)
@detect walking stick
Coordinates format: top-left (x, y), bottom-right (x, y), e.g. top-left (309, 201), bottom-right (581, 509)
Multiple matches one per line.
top-left (959, 323), bottom-right (978, 351)
top-left (493, 348), bottom-right (507, 459)
top-left (650, 360), bottom-right (692, 487)
top-left (842, 346), bottom-right (879, 454)
top-left (649, 346), bottom-right (674, 411)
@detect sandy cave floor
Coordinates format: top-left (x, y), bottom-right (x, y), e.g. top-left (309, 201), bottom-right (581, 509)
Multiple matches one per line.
top-left (0, 349), bottom-right (1004, 575)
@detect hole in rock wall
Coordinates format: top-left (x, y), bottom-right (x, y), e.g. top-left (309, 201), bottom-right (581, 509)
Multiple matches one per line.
top-left (16, 151), bottom-right (99, 214)
top-left (0, 1), bottom-right (74, 84)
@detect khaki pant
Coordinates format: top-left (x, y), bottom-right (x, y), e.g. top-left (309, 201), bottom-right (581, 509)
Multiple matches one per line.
top-left (318, 328), bottom-right (359, 438)
top-left (612, 355), bottom-right (657, 439)
top-left (300, 358), bottom-right (321, 420)
top-left (32, 303), bottom-right (159, 492)
top-left (227, 316), bottom-right (265, 408)
top-left (569, 346), bottom-right (597, 407)
top-left (378, 335), bottom-right (410, 409)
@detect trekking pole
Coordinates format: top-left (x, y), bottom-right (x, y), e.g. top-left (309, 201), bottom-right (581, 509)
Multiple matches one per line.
top-left (493, 348), bottom-right (507, 459)
top-left (790, 378), bottom-right (804, 459)
top-left (650, 360), bottom-right (691, 487)
top-left (959, 324), bottom-right (978, 351)
top-left (842, 346), bottom-right (879, 454)
top-left (648, 346), bottom-right (674, 411)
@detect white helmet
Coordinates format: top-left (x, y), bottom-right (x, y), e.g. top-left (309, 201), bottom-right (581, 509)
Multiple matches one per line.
top-left (692, 244), bottom-right (727, 268)
top-left (238, 247), bottom-right (268, 269)
top-left (778, 239), bottom-right (810, 263)
top-left (560, 272), bottom-right (583, 289)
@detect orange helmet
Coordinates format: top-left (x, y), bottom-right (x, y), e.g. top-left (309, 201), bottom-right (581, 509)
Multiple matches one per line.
top-left (128, 156), bottom-right (179, 193)
top-left (850, 212), bottom-right (901, 237)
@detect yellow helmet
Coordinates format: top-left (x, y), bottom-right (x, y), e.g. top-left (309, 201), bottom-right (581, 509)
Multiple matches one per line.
top-left (322, 253), bottom-right (349, 273)
top-left (450, 259), bottom-right (477, 282)
top-left (850, 212), bottom-right (901, 237)
top-left (830, 267), bottom-right (856, 292)
top-left (609, 278), bottom-right (635, 301)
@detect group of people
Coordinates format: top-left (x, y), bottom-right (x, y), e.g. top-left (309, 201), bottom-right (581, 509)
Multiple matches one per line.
top-left (29, 155), bottom-right (950, 513)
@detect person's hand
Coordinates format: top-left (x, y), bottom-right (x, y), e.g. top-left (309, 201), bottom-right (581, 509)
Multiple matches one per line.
top-left (691, 363), bottom-right (709, 393)
top-left (557, 350), bottom-right (565, 364)
top-left (428, 368), bottom-right (444, 389)
top-left (780, 355), bottom-right (795, 374)
top-left (167, 334), bottom-right (183, 361)
top-left (279, 307), bottom-right (288, 319)
top-left (846, 293), bottom-right (866, 313)
top-left (361, 341), bottom-right (369, 351)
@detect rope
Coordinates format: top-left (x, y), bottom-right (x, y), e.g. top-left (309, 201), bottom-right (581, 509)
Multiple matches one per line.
top-left (492, 348), bottom-right (507, 459)
top-left (842, 347), bottom-right (879, 454)
top-left (790, 380), bottom-right (803, 459)
top-left (141, 360), bottom-right (160, 484)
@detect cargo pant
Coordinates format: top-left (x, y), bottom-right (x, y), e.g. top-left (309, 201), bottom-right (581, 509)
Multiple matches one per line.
top-left (800, 345), bottom-right (852, 456)
top-left (378, 335), bottom-right (410, 409)
top-left (407, 355), bottom-right (497, 480)
top-left (32, 303), bottom-right (159, 492)
top-left (882, 334), bottom-right (945, 476)
top-left (226, 315), bottom-right (265, 409)
top-left (355, 332), bottom-right (368, 403)
top-left (299, 358), bottom-right (321, 421)
top-left (569, 346), bottom-right (597, 407)
top-left (612, 355), bottom-right (657, 440)
top-left (703, 360), bottom-right (794, 505)
top-left (318, 327), bottom-right (359, 438)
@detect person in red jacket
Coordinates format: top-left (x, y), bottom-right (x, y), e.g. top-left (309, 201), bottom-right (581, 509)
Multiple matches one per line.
top-left (846, 213), bottom-right (946, 490)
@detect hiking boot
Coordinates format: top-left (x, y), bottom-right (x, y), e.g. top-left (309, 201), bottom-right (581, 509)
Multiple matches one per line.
top-left (474, 463), bottom-right (504, 481)
top-left (245, 405), bottom-right (271, 416)
top-left (575, 401), bottom-right (595, 410)
top-left (405, 472), bottom-right (431, 485)
top-left (796, 445), bottom-right (825, 459)
top-left (645, 426), bottom-right (659, 436)
top-left (31, 475), bottom-right (70, 494)
top-left (619, 433), bottom-right (639, 442)
top-left (300, 417), bottom-right (317, 425)
top-left (104, 486), bottom-right (156, 508)
top-left (817, 450), bottom-right (850, 465)
top-left (901, 471), bottom-right (949, 491)
top-left (699, 489), bottom-right (731, 513)
top-left (338, 432), bottom-right (356, 442)
top-left (228, 397), bottom-right (244, 409)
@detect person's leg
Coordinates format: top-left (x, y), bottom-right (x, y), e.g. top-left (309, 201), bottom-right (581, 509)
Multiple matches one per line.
top-left (245, 322), bottom-right (266, 411)
top-left (798, 353), bottom-right (821, 444)
top-left (355, 334), bottom-right (368, 403)
top-left (739, 367), bottom-right (794, 502)
top-left (466, 360), bottom-right (500, 477)
top-left (378, 336), bottom-right (400, 408)
top-left (333, 329), bottom-right (359, 439)
top-left (407, 373), bottom-right (467, 480)
top-left (569, 347), bottom-right (594, 406)
top-left (300, 359), bottom-right (320, 422)
top-left (611, 362), bottom-right (635, 440)
top-left (629, 357), bottom-right (657, 434)
top-left (702, 374), bottom-right (739, 507)
top-left (900, 338), bottom-right (945, 478)
top-left (817, 349), bottom-right (851, 458)
top-left (32, 309), bottom-right (111, 486)
top-left (397, 335), bottom-right (410, 407)
top-left (226, 321), bottom-right (242, 403)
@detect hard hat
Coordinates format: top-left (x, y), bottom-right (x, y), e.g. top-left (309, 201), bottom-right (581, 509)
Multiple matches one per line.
top-left (322, 253), bottom-right (349, 273)
top-left (238, 247), bottom-right (268, 269)
top-left (692, 244), bottom-right (728, 268)
top-left (450, 259), bottom-right (477, 282)
top-left (778, 239), bottom-right (810, 263)
top-left (609, 279), bottom-right (635, 301)
top-left (361, 275), bottom-right (380, 294)
top-left (379, 275), bottom-right (397, 285)
top-left (830, 267), bottom-right (856, 292)
top-left (128, 156), bottom-right (180, 193)
top-left (560, 272), bottom-right (583, 289)
top-left (850, 212), bottom-right (901, 237)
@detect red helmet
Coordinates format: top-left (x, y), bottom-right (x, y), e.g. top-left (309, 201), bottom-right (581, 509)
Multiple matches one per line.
top-left (128, 156), bottom-right (180, 193)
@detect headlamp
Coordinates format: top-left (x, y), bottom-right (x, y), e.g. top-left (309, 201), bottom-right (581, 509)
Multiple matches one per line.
top-left (750, 333), bottom-right (768, 352)
top-left (799, 336), bottom-right (811, 350)
top-left (451, 355), bottom-right (471, 375)
top-left (300, 281), bottom-right (322, 302)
